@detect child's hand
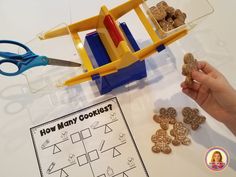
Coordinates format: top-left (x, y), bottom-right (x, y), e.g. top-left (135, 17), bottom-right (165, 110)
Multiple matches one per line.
top-left (181, 61), bottom-right (236, 135)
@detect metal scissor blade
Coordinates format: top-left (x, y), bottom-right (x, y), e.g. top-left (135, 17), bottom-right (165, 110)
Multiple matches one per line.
top-left (47, 58), bottom-right (81, 67)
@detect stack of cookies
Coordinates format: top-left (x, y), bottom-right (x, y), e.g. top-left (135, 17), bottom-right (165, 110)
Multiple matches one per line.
top-left (149, 1), bottom-right (187, 32)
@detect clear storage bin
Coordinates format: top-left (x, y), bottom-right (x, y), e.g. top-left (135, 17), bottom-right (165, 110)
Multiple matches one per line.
top-left (142, 0), bottom-right (214, 38)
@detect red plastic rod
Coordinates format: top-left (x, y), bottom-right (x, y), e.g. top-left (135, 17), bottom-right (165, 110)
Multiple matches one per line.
top-left (103, 15), bottom-right (124, 47)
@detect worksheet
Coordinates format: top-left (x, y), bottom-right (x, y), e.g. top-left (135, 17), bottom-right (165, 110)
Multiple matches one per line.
top-left (30, 97), bottom-right (149, 177)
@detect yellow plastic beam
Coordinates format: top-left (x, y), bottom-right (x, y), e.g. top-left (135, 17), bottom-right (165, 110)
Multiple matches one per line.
top-left (63, 60), bottom-right (120, 86)
top-left (71, 33), bottom-right (94, 71)
top-left (135, 29), bottom-right (188, 60)
top-left (40, 16), bottom-right (99, 40)
top-left (134, 6), bottom-right (160, 43)
top-left (69, 15), bottom-right (99, 33)
top-left (110, 0), bottom-right (144, 20)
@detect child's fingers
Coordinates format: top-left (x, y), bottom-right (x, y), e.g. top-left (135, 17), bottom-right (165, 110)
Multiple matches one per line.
top-left (197, 61), bottom-right (220, 75)
top-left (181, 81), bottom-right (201, 91)
top-left (182, 88), bottom-right (197, 100)
top-left (192, 70), bottom-right (218, 89)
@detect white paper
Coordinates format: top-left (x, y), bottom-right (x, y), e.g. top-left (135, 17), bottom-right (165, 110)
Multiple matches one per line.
top-left (30, 97), bottom-right (149, 177)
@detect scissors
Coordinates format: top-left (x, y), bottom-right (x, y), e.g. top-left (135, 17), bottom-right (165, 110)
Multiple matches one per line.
top-left (0, 40), bottom-right (81, 76)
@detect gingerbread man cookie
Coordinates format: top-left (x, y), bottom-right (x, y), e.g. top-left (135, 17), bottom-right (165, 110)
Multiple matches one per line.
top-left (182, 107), bottom-right (206, 130)
top-left (182, 53), bottom-right (198, 85)
top-left (151, 129), bottom-right (172, 154)
top-left (158, 20), bottom-right (174, 32)
top-left (170, 122), bottom-right (191, 146)
top-left (173, 9), bottom-right (187, 28)
top-left (156, 1), bottom-right (169, 10)
top-left (153, 107), bottom-right (177, 130)
top-left (150, 5), bottom-right (167, 21)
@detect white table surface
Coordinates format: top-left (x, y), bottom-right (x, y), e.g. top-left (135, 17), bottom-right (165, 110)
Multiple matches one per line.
top-left (0, 0), bottom-right (236, 177)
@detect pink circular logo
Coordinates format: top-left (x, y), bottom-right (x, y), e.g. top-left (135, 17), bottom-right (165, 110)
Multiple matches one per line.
top-left (205, 146), bottom-right (229, 172)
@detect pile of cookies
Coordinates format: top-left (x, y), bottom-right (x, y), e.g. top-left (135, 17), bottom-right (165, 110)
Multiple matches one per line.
top-left (151, 107), bottom-right (206, 154)
top-left (182, 107), bottom-right (206, 130)
top-left (149, 1), bottom-right (187, 32)
top-left (182, 53), bottom-right (199, 85)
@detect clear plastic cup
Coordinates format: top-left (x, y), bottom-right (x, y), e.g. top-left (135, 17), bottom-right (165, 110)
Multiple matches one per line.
top-left (142, 0), bottom-right (214, 38)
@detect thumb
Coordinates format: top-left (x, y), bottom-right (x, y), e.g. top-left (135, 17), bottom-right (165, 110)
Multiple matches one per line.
top-left (192, 70), bottom-right (217, 89)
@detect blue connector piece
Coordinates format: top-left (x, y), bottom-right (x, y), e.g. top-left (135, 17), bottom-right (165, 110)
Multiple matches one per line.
top-left (156, 44), bottom-right (166, 52)
top-left (84, 22), bottom-right (147, 94)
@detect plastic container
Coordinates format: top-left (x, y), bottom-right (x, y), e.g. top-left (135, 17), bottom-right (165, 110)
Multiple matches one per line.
top-left (142, 0), bottom-right (214, 38)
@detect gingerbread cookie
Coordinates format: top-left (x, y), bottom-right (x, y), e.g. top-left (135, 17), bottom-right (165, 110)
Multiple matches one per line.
top-left (182, 107), bottom-right (206, 130)
top-left (165, 6), bottom-right (175, 17)
top-left (153, 107), bottom-right (177, 130)
top-left (182, 53), bottom-right (198, 85)
top-left (170, 122), bottom-right (191, 146)
top-left (156, 1), bottom-right (168, 10)
top-left (158, 20), bottom-right (174, 32)
top-left (150, 6), bottom-right (167, 21)
top-left (151, 129), bottom-right (172, 154)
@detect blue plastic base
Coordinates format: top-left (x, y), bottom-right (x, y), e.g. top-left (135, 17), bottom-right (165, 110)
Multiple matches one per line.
top-left (84, 22), bottom-right (147, 95)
